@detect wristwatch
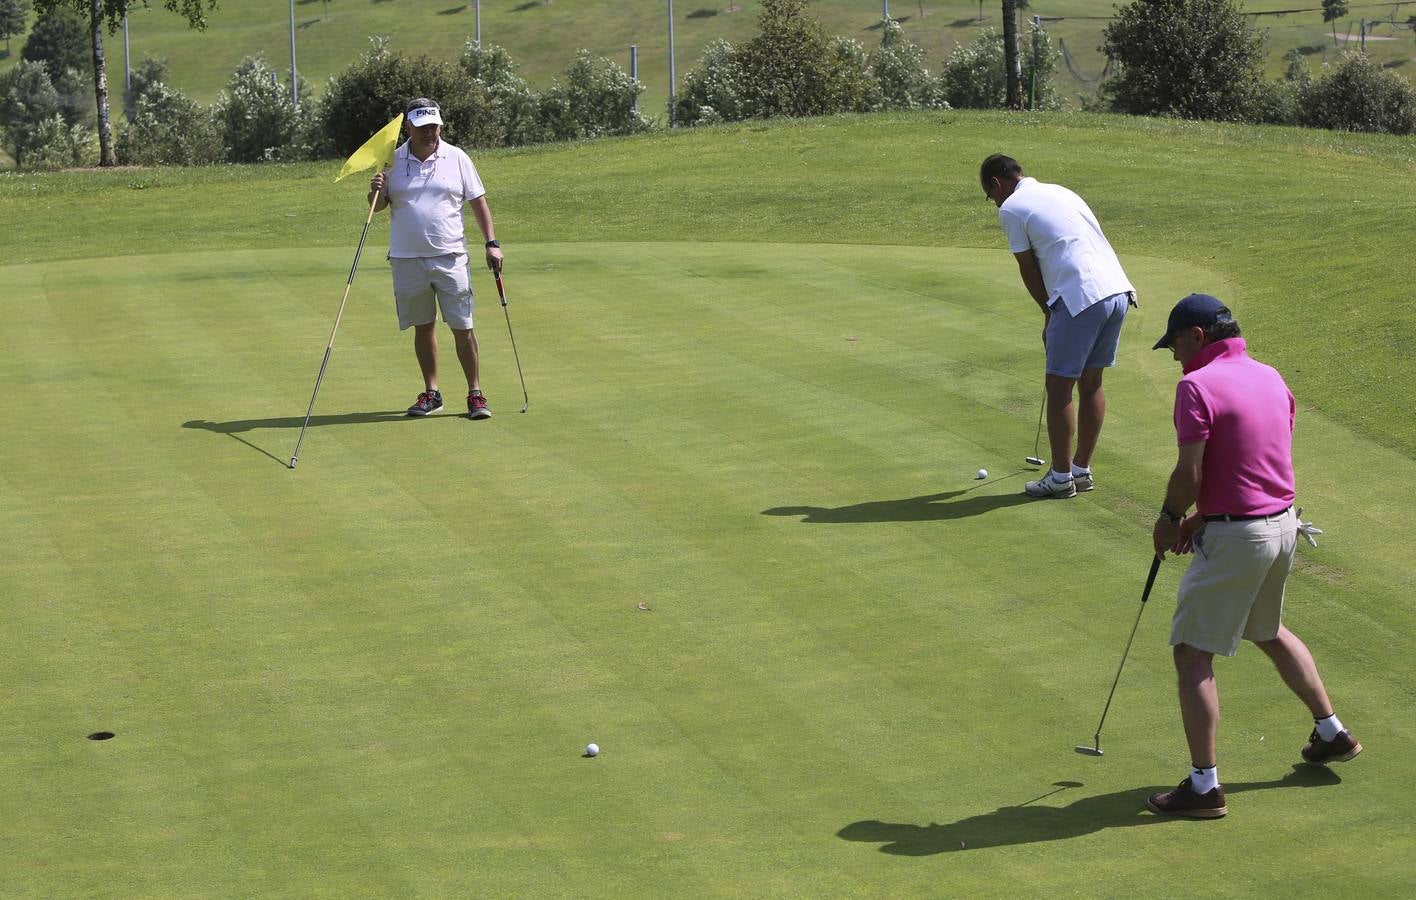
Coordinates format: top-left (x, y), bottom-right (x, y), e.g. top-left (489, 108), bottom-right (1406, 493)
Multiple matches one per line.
top-left (1159, 507), bottom-right (1184, 524)
top-left (485, 239), bottom-right (500, 249)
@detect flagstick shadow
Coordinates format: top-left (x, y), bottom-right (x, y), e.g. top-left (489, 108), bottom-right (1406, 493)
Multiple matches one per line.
top-left (222, 431), bottom-right (289, 468)
top-left (183, 411), bottom-right (454, 466)
top-left (185, 412), bottom-right (413, 434)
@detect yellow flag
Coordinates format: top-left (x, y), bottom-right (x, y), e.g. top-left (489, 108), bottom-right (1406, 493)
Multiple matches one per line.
top-left (334, 114), bottom-right (404, 182)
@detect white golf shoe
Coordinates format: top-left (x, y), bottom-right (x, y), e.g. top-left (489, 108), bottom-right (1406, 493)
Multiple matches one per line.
top-left (1025, 473), bottom-right (1078, 499)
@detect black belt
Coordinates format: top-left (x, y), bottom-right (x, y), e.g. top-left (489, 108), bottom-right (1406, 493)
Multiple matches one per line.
top-left (1203, 506), bottom-right (1291, 523)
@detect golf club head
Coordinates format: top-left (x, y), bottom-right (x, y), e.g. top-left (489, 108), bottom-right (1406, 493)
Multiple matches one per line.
top-left (520, 402), bottom-right (529, 414)
top-left (1074, 745), bottom-right (1104, 757)
top-left (1025, 456), bottom-right (1045, 467)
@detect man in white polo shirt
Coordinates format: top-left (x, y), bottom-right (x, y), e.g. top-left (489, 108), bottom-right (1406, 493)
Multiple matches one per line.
top-left (980, 154), bottom-right (1136, 499)
top-left (369, 97), bottom-right (504, 420)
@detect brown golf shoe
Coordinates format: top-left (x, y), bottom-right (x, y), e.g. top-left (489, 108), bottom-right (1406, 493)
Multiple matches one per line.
top-left (1302, 728), bottom-right (1362, 765)
top-left (1146, 778), bottom-right (1228, 819)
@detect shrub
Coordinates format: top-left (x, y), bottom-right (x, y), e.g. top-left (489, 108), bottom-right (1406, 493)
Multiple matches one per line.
top-left (124, 54), bottom-right (170, 120)
top-left (0, 58), bottom-right (61, 165)
top-left (737, 0), bottom-right (877, 118)
top-left (314, 38), bottom-right (468, 158)
top-left (675, 0), bottom-right (879, 123)
top-left (23, 111), bottom-right (93, 169)
top-left (871, 19), bottom-right (947, 111)
top-left (1022, 19), bottom-right (1062, 111)
top-left (212, 56), bottom-right (311, 162)
top-left (674, 39), bottom-right (747, 125)
top-left (942, 28), bottom-right (1008, 109)
top-left (51, 63), bottom-right (90, 126)
top-left (1296, 52), bottom-right (1416, 134)
top-left (1100, 0), bottom-right (1267, 122)
top-left (537, 50), bottom-right (649, 141)
top-left (116, 81), bottom-right (222, 166)
top-left (458, 41), bottom-right (540, 147)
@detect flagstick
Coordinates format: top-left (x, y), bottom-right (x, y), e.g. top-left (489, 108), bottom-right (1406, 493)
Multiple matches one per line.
top-left (289, 173), bottom-right (386, 470)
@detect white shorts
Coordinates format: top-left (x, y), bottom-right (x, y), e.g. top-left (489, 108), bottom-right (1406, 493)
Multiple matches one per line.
top-left (390, 254), bottom-right (474, 330)
top-left (1170, 507), bottom-right (1297, 656)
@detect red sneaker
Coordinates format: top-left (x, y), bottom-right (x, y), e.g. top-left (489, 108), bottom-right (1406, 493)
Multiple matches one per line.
top-left (467, 391), bottom-right (492, 420)
top-left (407, 389), bottom-right (443, 417)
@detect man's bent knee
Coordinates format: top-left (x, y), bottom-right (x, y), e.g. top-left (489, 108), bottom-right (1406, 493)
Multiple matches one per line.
top-left (1173, 642), bottom-right (1214, 671)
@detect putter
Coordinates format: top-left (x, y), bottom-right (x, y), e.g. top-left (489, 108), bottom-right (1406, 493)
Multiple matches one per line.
top-left (493, 269), bottom-right (529, 414)
top-left (1025, 394), bottom-right (1045, 467)
top-left (1075, 554), bottom-right (1163, 757)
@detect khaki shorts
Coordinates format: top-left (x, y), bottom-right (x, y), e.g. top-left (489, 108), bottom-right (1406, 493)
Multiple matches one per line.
top-left (1170, 507), bottom-right (1297, 656)
top-left (390, 254), bottom-right (474, 330)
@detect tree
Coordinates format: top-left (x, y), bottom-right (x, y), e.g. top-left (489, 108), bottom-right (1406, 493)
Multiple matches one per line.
top-left (871, 19), bottom-right (947, 109)
top-left (32, 1), bottom-right (218, 167)
top-left (1100, 0), bottom-right (1267, 122)
top-left (1001, 0), bottom-right (1021, 108)
top-left (212, 55), bottom-right (308, 162)
top-left (0, 59), bottom-right (61, 164)
top-left (0, 0), bottom-right (30, 54)
top-left (1296, 51), bottom-right (1416, 134)
top-left (21, 4), bottom-right (88, 81)
top-left (1322, 0), bottom-right (1348, 48)
top-left (737, 0), bottom-right (875, 118)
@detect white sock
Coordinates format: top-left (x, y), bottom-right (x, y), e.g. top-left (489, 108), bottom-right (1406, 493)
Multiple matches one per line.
top-left (1315, 714), bottom-right (1344, 742)
top-left (1189, 765), bottom-right (1219, 794)
top-left (1071, 463), bottom-right (1091, 476)
top-left (1049, 470), bottom-right (1073, 484)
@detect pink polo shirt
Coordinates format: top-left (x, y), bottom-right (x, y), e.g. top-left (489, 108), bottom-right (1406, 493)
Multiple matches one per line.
top-left (1174, 338), bottom-right (1296, 516)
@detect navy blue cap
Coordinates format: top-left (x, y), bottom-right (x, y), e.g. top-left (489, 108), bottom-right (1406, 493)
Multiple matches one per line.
top-left (1153, 293), bottom-right (1233, 350)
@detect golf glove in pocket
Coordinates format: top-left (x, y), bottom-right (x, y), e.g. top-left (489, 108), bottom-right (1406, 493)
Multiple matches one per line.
top-left (1295, 507), bottom-right (1324, 548)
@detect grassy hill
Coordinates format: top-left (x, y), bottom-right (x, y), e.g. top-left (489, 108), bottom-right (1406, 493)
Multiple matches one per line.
top-left (1, 110), bottom-right (1413, 894)
top-left (3, 0), bottom-right (1412, 121)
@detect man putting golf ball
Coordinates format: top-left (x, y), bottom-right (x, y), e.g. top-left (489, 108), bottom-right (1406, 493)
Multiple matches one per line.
top-left (980, 155), bottom-right (1136, 500)
top-left (1145, 294), bottom-right (1360, 819)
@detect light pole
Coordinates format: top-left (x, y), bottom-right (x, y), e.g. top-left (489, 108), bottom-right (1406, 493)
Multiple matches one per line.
top-left (288, 0), bottom-right (298, 107)
top-left (122, 3), bottom-right (130, 117)
top-left (667, 0), bottom-right (677, 126)
top-left (630, 44), bottom-right (639, 115)
top-left (475, 0), bottom-right (481, 46)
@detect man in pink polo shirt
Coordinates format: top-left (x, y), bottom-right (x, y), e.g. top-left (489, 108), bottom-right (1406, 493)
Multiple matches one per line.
top-left (1146, 294), bottom-right (1360, 819)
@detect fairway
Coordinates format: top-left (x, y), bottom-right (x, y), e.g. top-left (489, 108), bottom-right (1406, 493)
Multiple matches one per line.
top-left (2, 112), bottom-right (1414, 895)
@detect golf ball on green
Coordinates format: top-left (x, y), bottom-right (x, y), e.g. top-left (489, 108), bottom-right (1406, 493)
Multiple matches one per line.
top-left (976, 468), bottom-right (988, 479)
top-left (586, 743), bottom-right (599, 757)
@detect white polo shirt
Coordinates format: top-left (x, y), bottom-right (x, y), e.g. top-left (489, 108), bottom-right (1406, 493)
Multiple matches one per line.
top-left (998, 177), bottom-right (1134, 317)
top-left (385, 140), bottom-right (486, 258)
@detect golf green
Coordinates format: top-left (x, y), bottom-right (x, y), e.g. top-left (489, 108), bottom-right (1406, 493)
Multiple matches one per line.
top-left (1, 235), bottom-right (1410, 895)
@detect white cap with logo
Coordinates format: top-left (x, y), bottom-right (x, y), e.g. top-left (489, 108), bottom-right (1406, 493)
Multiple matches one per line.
top-left (406, 98), bottom-right (444, 128)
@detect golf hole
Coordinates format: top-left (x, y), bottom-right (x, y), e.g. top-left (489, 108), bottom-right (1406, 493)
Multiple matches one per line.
top-left (87, 731), bottom-right (115, 741)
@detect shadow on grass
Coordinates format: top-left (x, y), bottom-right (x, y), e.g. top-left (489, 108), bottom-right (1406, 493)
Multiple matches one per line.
top-left (839, 765), bottom-right (1340, 855)
top-left (184, 412), bottom-right (447, 467)
top-left (762, 475), bottom-right (1031, 522)
top-left (185, 412), bottom-right (415, 433)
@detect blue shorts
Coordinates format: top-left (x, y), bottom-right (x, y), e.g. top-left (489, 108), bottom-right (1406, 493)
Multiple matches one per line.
top-left (1044, 293), bottom-right (1131, 378)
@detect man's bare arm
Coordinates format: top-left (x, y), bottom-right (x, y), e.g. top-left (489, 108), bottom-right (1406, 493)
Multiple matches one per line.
top-left (1013, 249), bottom-right (1050, 311)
